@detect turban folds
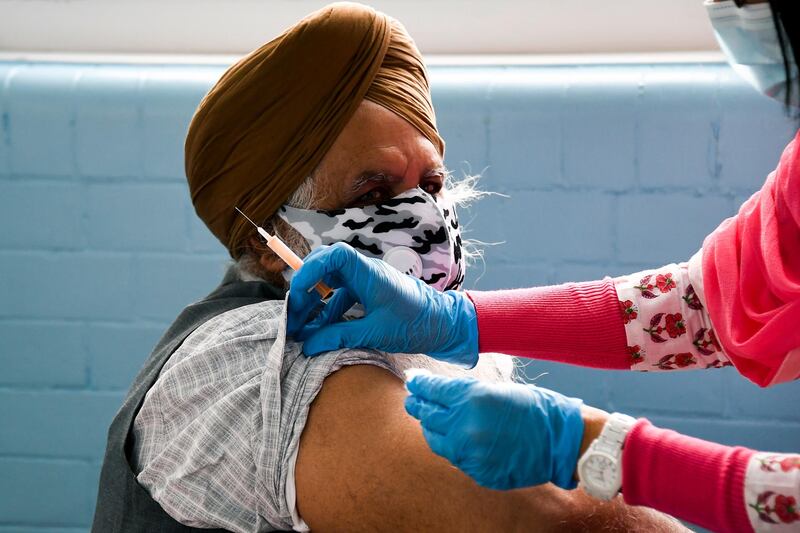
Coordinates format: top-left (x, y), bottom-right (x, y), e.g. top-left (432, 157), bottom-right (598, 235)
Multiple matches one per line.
top-left (185, 2), bottom-right (444, 258)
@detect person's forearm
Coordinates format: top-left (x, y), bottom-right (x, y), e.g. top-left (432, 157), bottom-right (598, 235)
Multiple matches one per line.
top-left (469, 256), bottom-right (737, 374)
top-left (621, 419), bottom-right (755, 533)
top-left (466, 279), bottom-right (631, 369)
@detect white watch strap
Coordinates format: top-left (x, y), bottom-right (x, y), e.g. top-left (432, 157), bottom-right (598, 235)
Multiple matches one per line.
top-left (599, 413), bottom-right (637, 451)
top-left (578, 413), bottom-right (637, 500)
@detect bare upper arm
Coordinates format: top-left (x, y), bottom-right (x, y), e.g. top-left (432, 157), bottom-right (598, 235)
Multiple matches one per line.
top-left (295, 365), bottom-right (685, 533)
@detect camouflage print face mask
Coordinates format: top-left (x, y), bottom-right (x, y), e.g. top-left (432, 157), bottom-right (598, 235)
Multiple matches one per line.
top-left (278, 188), bottom-right (465, 292)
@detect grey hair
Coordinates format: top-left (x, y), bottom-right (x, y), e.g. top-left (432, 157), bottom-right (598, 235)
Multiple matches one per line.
top-left (442, 170), bottom-right (495, 268)
top-left (271, 174), bottom-right (317, 254)
top-left (235, 175), bottom-right (317, 282)
top-left (236, 170), bottom-right (490, 282)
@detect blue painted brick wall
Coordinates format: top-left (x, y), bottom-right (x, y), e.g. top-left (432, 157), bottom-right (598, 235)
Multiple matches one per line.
top-left (1, 60), bottom-right (798, 531)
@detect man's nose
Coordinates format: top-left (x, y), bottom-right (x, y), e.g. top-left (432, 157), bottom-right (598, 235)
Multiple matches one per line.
top-left (394, 166), bottom-right (430, 196)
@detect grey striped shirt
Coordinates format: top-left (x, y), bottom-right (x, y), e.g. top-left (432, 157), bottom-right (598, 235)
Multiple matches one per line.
top-left (131, 288), bottom-right (513, 532)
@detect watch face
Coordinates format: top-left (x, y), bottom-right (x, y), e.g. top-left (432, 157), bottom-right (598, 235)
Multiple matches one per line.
top-left (582, 453), bottom-right (620, 492)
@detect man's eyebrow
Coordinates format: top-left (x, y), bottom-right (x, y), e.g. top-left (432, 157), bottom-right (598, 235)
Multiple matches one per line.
top-left (349, 171), bottom-right (402, 192)
top-left (349, 166), bottom-right (448, 192)
top-left (426, 165), bottom-right (448, 178)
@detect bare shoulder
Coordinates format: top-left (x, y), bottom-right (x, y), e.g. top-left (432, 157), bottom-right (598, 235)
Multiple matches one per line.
top-left (295, 365), bottom-right (687, 533)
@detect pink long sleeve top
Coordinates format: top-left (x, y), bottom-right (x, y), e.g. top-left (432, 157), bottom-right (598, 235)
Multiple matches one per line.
top-left (465, 130), bottom-right (800, 532)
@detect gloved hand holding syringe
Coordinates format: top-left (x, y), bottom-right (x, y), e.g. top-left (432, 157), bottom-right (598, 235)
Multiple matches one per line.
top-left (235, 207), bottom-right (334, 299)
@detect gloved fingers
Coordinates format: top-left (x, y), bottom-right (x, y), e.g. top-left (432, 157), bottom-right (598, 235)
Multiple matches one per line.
top-left (287, 296), bottom-right (323, 338)
top-left (287, 272), bottom-right (347, 336)
top-left (287, 292), bottom-right (321, 337)
top-left (290, 242), bottom-right (362, 298)
top-left (406, 374), bottom-right (477, 408)
top-left (421, 426), bottom-right (452, 461)
top-left (300, 315), bottom-right (379, 356)
top-left (294, 288), bottom-right (357, 342)
top-left (404, 395), bottom-right (451, 434)
top-left (316, 287), bottom-right (358, 324)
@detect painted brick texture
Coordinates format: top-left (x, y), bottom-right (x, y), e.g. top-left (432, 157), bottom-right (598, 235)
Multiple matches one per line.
top-left (1, 60), bottom-right (798, 531)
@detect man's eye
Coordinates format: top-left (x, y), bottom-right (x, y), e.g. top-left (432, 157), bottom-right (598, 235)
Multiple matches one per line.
top-left (421, 181), bottom-right (443, 195)
top-left (355, 187), bottom-right (391, 205)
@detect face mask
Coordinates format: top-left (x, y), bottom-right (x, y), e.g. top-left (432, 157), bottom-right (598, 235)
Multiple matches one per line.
top-left (707, 1), bottom-right (798, 107)
top-left (278, 188), bottom-right (465, 292)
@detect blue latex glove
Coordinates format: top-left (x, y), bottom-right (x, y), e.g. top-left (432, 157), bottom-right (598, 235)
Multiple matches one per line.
top-left (287, 242), bottom-right (479, 367)
top-left (405, 373), bottom-right (584, 491)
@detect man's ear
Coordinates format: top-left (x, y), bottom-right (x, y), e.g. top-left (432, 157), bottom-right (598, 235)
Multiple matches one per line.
top-left (248, 236), bottom-right (287, 273)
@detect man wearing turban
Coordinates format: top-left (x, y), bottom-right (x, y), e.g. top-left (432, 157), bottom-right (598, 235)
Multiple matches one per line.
top-left (92, 3), bottom-right (684, 531)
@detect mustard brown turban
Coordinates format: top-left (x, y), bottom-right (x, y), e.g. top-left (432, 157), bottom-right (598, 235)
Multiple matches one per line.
top-left (185, 2), bottom-right (445, 258)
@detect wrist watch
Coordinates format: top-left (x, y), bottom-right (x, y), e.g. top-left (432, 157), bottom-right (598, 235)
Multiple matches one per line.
top-left (577, 413), bottom-right (637, 500)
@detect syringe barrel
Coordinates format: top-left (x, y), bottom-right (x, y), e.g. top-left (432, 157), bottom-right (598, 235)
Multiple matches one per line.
top-left (265, 231), bottom-right (334, 299)
top-left (266, 235), bottom-right (304, 271)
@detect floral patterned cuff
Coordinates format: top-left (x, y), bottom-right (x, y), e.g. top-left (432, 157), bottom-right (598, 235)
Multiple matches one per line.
top-left (745, 453), bottom-right (800, 531)
top-left (615, 261), bottom-right (731, 372)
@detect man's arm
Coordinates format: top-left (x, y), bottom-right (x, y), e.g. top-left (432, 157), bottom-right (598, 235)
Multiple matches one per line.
top-left (295, 365), bottom-right (684, 532)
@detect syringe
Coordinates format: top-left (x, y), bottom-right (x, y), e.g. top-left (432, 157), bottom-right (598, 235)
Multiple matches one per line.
top-left (235, 207), bottom-right (334, 299)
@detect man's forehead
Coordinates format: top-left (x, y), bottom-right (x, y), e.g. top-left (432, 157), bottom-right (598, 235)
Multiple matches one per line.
top-left (315, 136), bottom-right (445, 208)
top-left (343, 144), bottom-right (444, 179)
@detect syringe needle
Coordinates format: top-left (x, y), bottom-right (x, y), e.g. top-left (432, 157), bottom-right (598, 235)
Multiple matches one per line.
top-left (235, 207), bottom-right (261, 233)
